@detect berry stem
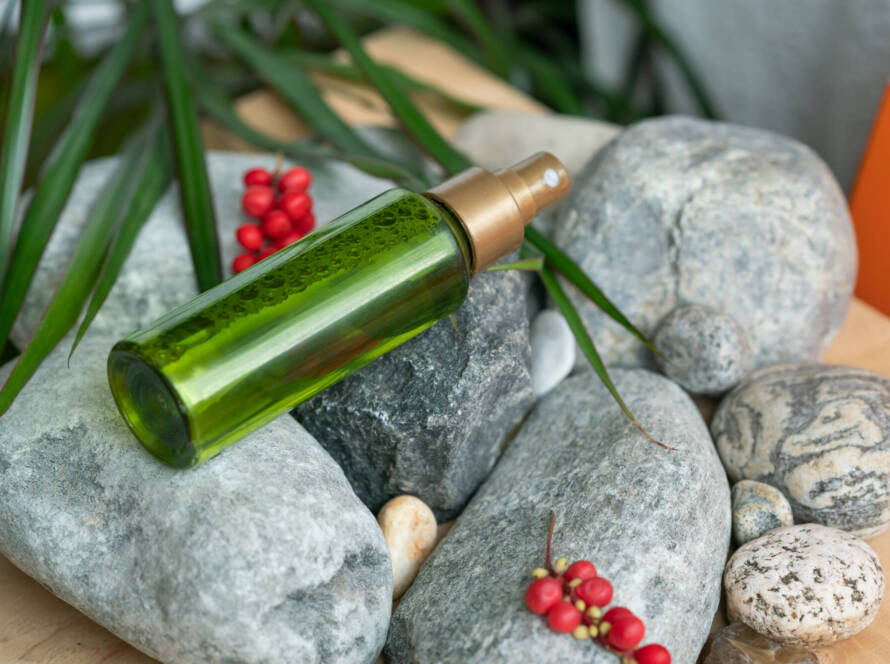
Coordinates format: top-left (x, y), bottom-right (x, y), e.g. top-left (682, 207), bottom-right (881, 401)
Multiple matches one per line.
top-left (546, 510), bottom-right (555, 574)
top-left (272, 151), bottom-right (284, 179)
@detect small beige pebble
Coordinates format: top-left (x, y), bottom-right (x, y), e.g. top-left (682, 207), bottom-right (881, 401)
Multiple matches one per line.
top-left (377, 495), bottom-right (438, 599)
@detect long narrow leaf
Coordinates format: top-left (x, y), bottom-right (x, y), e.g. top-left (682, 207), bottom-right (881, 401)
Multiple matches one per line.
top-left (620, 0), bottom-right (718, 119)
top-left (213, 21), bottom-right (389, 162)
top-left (308, 0), bottom-right (473, 175)
top-left (540, 264), bottom-right (672, 450)
top-left (524, 226), bottom-right (660, 357)
top-left (153, 0), bottom-right (222, 292)
top-left (328, 0), bottom-right (481, 61)
top-left (0, 121), bottom-right (159, 415)
top-left (0, 5), bottom-right (149, 353)
top-left (69, 126), bottom-right (174, 360)
top-left (193, 74), bottom-right (428, 189)
top-left (278, 48), bottom-right (482, 114)
top-left (445, 0), bottom-right (511, 77)
top-left (0, 0), bottom-right (51, 291)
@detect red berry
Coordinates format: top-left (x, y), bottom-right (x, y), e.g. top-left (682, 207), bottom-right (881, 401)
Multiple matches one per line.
top-left (257, 246), bottom-right (277, 261)
top-left (241, 186), bottom-right (275, 218)
top-left (231, 252), bottom-right (256, 274)
top-left (564, 560), bottom-right (597, 582)
top-left (602, 607), bottom-right (635, 625)
top-left (235, 223), bottom-right (264, 251)
top-left (274, 230), bottom-right (304, 249)
top-left (292, 210), bottom-right (315, 235)
top-left (524, 577), bottom-right (562, 615)
top-left (546, 601), bottom-right (582, 633)
top-left (261, 210), bottom-right (291, 239)
top-left (279, 190), bottom-right (311, 222)
top-left (607, 613), bottom-right (645, 651)
top-left (243, 168), bottom-right (272, 186)
top-left (574, 576), bottom-right (613, 607)
top-left (634, 644), bottom-right (671, 664)
top-left (277, 166), bottom-right (311, 193)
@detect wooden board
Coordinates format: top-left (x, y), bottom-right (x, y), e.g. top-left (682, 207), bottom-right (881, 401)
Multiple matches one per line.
top-left (3, 25), bottom-right (889, 664)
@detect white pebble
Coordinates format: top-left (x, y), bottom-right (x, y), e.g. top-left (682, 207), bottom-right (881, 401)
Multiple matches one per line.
top-left (529, 309), bottom-right (575, 397)
top-left (377, 495), bottom-right (438, 599)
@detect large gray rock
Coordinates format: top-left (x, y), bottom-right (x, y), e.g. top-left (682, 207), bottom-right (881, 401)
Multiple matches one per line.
top-left (11, 151), bottom-right (392, 346)
top-left (553, 116), bottom-right (856, 371)
top-left (0, 339), bottom-right (392, 664)
top-left (295, 265), bottom-right (534, 522)
top-left (712, 363), bottom-right (890, 537)
top-left (2, 152), bottom-right (398, 663)
top-left (386, 369), bottom-right (731, 664)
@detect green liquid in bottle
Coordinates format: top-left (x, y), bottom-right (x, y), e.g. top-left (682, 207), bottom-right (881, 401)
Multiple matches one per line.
top-left (108, 189), bottom-right (471, 467)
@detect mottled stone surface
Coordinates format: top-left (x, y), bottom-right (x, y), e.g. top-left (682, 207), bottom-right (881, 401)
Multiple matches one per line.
top-left (529, 309), bottom-right (575, 397)
top-left (385, 369), bottom-right (730, 664)
top-left (712, 363), bottom-right (890, 537)
top-left (553, 116), bottom-right (856, 371)
top-left (10, 151), bottom-right (392, 346)
top-left (655, 304), bottom-right (753, 395)
top-left (703, 623), bottom-right (829, 664)
top-left (0, 341), bottom-right (392, 664)
top-left (295, 267), bottom-right (534, 521)
top-left (377, 495), bottom-right (438, 599)
top-left (724, 524), bottom-right (884, 647)
top-left (2, 152), bottom-right (402, 663)
top-left (731, 480), bottom-right (794, 546)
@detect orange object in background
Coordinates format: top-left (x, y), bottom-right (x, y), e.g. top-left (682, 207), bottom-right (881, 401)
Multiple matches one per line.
top-left (851, 83), bottom-right (890, 316)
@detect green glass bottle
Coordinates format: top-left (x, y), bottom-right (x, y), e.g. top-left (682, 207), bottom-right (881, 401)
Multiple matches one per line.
top-left (108, 153), bottom-right (570, 467)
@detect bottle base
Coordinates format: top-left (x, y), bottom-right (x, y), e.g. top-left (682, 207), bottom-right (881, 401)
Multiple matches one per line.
top-left (107, 347), bottom-right (196, 468)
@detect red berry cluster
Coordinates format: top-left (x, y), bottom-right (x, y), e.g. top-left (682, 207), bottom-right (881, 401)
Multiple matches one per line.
top-left (232, 165), bottom-right (315, 273)
top-left (524, 514), bottom-right (670, 664)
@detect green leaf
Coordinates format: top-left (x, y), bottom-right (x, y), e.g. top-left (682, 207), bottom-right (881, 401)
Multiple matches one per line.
top-left (540, 263), bottom-right (673, 450)
top-left (308, 0), bottom-right (473, 175)
top-left (0, 5), bottom-right (149, 354)
top-left (524, 225), bottom-right (661, 357)
top-left (328, 0), bottom-right (481, 61)
top-left (445, 0), bottom-right (511, 77)
top-left (620, 0), bottom-right (718, 119)
top-left (517, 48), bottom-right (585, 116)
top-left (212, 21), bottom-right (389, 161)
top-left (485, 257), bottom-right (543, 272)
top-left (153, 0), bottom-right (223, 292)
top-left (69, 124), bottom-right (174, 361)
top-left (0, 118), bottom-right (160, 415)
top-left (277, 48), bottom-right (482, 114)
top-left (192, 73), bottom-right (428, 189)
top-left (0, 0), bottom-right (51, 297)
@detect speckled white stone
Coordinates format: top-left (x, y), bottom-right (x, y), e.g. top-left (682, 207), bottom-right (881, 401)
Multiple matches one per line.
top-left (529, 309), bottom-right (575, 397)
top-left (725, 524), bottom-right (884, 647)
top-left (655, 304), bottom-right (753, 395)
top-left (378, 495), bottom-right (438, 600)
top-left (731, 480), bottom-right (794, 545)
top-left (712, 363), bottom-right (890, 537)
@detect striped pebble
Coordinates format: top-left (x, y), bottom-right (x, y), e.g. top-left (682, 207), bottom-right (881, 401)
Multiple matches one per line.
top-left (712, 363), bottom-right (890, 537)
top-left (724, 524), bottom-right (883, 646)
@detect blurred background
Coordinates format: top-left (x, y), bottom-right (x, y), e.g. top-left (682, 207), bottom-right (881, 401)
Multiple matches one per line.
top-left (3, 0), bottom-right (888, 191)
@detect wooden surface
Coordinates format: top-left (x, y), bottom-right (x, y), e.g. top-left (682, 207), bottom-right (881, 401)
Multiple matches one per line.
top-left (3, 25), bottom-right (889, 664)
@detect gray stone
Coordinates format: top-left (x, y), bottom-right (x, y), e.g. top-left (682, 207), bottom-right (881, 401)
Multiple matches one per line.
top-left (11, 151), bottom-right (392, 346)
top-left (2, 152), bottom-right (401, 663)
top-left (295, 265), bottom-right (534, 522)
top-left (724, 524), bottom-right (884, 647)
top-left (703, 623), bottom-right (825, 664)
top-left (385, 369), bottom-right (731, 664)
top-left (0, 340), bottom-right (392, 664)
top-left (552, 116), bottom-right (856, 371)
top-left (529, 309), bottom-right (575, 397)
top-left (712, 363), bottom-right (890, 537)
top-left (654, 304), bottom-right (753, 395)
top-left (731, 480), bottom-right (794, 546)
